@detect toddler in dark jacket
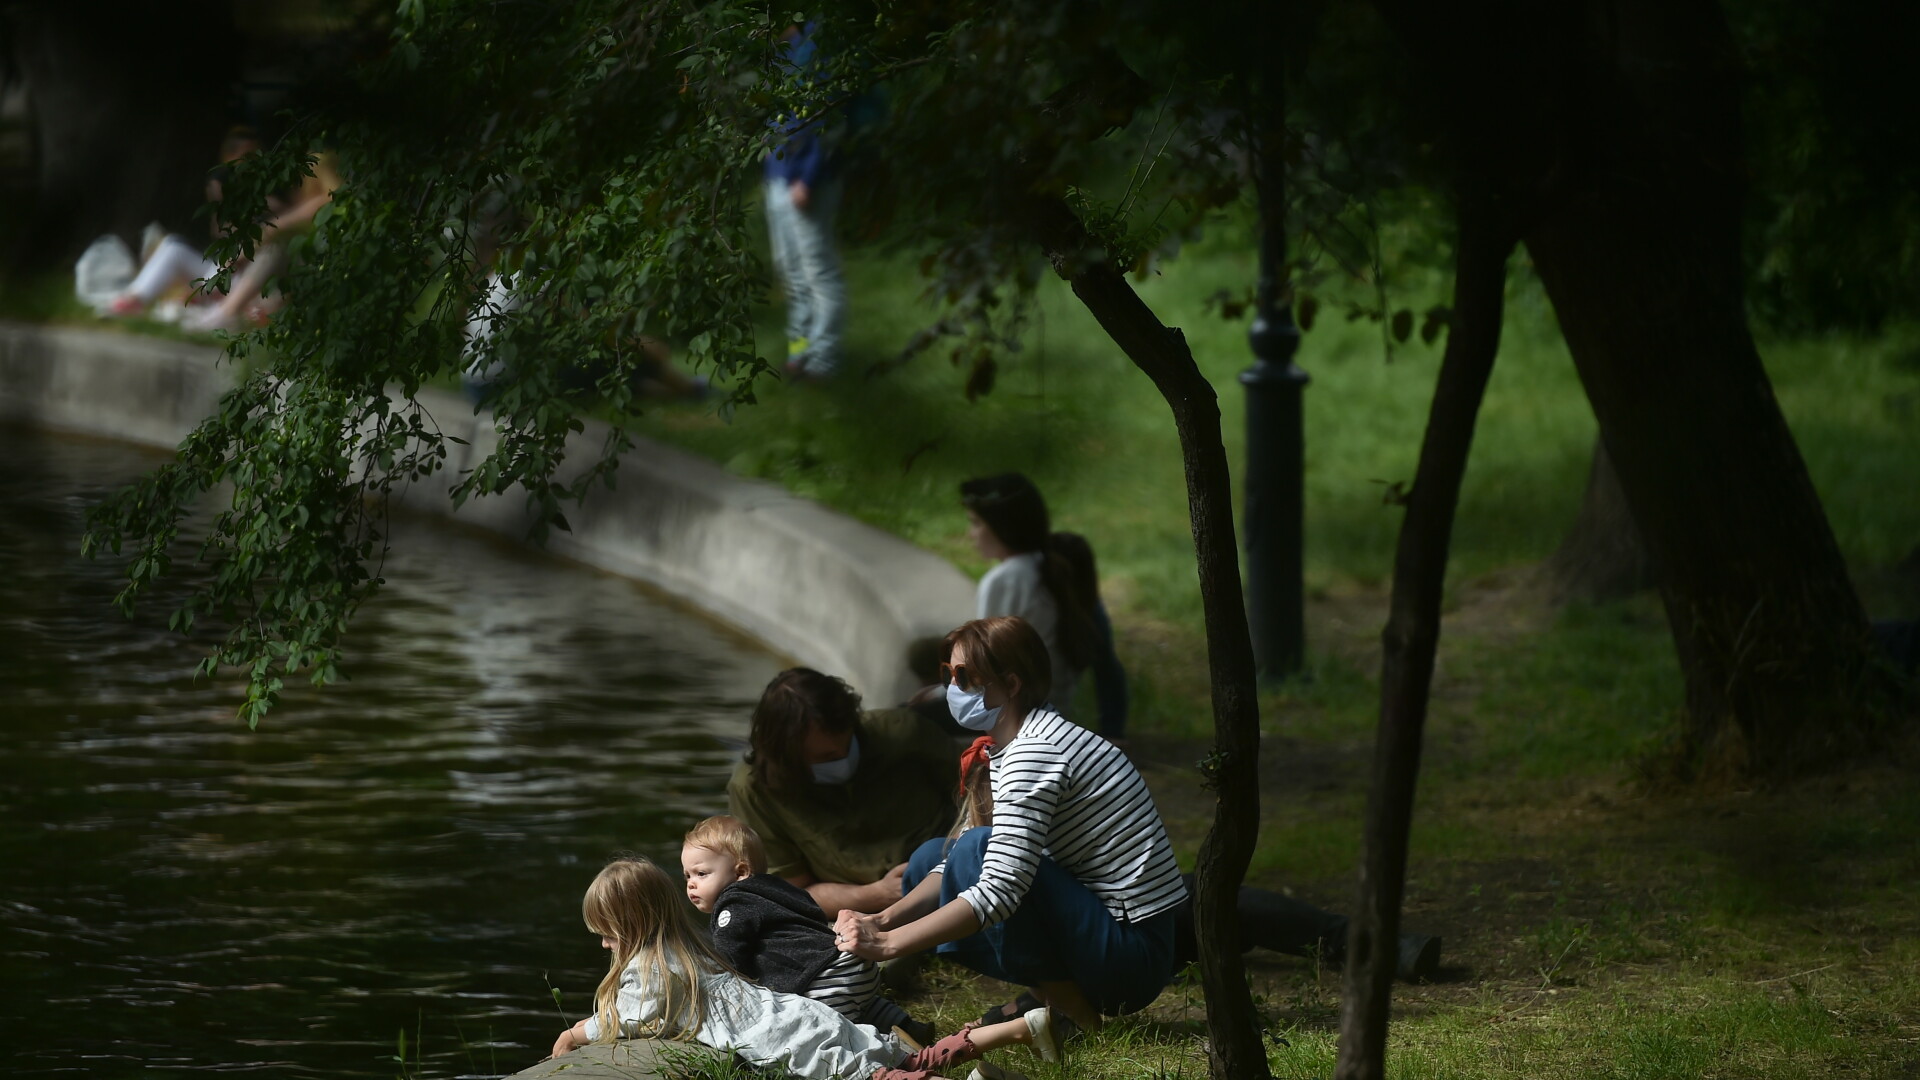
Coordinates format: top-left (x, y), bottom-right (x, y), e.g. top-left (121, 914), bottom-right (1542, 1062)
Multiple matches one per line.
top-left (682, 816), bottom-right (932, 1045)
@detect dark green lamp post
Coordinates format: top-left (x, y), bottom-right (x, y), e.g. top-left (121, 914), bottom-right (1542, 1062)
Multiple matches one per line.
top-left (1239, 165), bottom-right (1309, 682)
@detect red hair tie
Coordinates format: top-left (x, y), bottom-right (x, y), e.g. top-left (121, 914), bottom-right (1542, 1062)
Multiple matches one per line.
top-left (957, 735), bottom-right (994, 795)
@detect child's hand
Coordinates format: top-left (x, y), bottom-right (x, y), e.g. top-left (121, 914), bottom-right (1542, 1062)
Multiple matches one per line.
top-left (550, 1020), bottom-right (588, 1059)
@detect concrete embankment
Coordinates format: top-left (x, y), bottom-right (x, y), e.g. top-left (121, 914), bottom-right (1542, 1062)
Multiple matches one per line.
top-left (508, 1039), bottom-right (721, 1079)
top-left (0, 322), bottom-right (973, 704)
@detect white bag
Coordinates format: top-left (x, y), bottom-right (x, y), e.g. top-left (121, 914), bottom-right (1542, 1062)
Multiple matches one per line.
top-left (75, 234), bottom-right (137, 314)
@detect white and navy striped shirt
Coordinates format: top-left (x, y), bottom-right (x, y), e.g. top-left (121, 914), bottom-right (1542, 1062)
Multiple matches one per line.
top-left (802, 950), bottom-right (881, 1021)
top-left (953, 708), bottom-right (1186, 926)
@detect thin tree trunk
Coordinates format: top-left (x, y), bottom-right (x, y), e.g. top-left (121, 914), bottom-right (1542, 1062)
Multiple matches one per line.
top-left (1034, 204), bottom-right (1270, 1080)
top-left (1020, 56), bottom-right (1267, 1077)
top-left (1335, 215), bottom-right (1514, 1080)
top-left (1542, 438), bottom-right (1656, 603)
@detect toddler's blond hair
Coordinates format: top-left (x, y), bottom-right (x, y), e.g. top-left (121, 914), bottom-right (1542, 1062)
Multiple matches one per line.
top-left (683, 815), bottom-right (768, 875)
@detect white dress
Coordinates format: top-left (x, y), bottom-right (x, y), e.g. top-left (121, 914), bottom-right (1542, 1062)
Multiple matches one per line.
top-left (583, 954), bottom-right (906, 1080)
top-left (977, 552), bottom-right (1077, 717)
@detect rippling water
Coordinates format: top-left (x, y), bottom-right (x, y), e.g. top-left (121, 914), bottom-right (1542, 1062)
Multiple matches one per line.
top-left (0, 425), bottom-right (781, 1078)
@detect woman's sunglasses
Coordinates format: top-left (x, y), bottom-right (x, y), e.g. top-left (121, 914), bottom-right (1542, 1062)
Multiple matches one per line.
top-left (939, 662), bottom-right (991, 691)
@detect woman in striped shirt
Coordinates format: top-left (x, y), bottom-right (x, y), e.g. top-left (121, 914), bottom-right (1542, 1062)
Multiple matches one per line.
top-left (832, 616), bottom-right (1185, 1034)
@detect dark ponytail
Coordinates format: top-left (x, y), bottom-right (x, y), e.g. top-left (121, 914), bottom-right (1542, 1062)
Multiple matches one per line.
top-left (1044, 532), bottom-right (1099, 671)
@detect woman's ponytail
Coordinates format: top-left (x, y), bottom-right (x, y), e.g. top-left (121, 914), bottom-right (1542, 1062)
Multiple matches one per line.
top-left (1044, 531), bottom-right (1100, 672)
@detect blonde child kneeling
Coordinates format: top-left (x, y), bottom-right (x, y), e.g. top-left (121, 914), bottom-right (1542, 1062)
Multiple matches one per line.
top-left (549, 857), bottom-right (1063, 1080)
top-left (682, 815), bottom-right (933, 1045)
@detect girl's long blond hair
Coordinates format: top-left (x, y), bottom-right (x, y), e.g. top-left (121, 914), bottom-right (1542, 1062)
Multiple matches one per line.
top-left (950, 740), bottom-right (994, 840)
top-left (581, 856), bottom-right (731, 1042)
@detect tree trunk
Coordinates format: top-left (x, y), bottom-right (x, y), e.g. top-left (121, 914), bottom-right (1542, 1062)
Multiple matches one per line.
top-left (1370, 0), bottom-right (1901, 777)
top-left (1334, 214), bottom-right (1514, 1080)
top-left (1034, 204), bottom-right (1270, 1080)
top-left (6, 5), bottom-right (236, 269)
top-left (1542, 438), bottom-right (1656, 603)
top-left (1521, 0), bottom-right (1894, 777)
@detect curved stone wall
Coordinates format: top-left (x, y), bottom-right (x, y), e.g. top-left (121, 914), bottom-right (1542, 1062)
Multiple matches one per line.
top-left (0, 322), bottom-right (974, 703)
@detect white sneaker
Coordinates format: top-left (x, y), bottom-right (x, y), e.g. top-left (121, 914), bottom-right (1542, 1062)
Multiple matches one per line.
top-left (183, 306), bottom-right (237, 334)
top-left (968, 1062), bottom-right (1030, 1080)
top-left (1024, 1007), bottom-right (1063, 1063)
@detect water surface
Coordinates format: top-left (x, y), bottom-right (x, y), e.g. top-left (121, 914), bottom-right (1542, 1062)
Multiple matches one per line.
top-left (0, 425), bottom-right (779, 1078)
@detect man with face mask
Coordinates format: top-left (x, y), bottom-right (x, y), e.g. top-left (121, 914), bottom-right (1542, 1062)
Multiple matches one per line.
top-left (727, 668), bottom-right (959, 916)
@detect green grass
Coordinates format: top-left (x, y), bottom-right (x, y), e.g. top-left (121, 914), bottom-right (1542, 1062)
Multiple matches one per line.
top-left (1441, 597), bottom-right (1684, 779)
top-left (882, 950), bottom-right (1920, 1079)
top-left (0, 269), bottom-right (96, 323)
top-left (0, 267), bottom-right (235, 344)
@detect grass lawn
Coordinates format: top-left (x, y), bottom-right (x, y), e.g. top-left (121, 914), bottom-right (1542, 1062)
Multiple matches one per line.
top-left (629, 222), bottom-right (1920, 1078)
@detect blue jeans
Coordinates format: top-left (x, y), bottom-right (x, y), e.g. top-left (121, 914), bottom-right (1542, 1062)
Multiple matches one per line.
top-left (904, 831), bottom-right (1176, 1016)
top-left (763, 177), bottom-right (845, 377)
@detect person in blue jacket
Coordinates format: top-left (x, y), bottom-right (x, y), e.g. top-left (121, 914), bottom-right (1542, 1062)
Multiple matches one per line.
top-left (765, 22), bottom-right (846, 381)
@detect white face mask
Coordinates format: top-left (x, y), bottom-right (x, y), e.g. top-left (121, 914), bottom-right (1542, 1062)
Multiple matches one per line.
top-left (809, 733), bottom-right (861, 785)
top-left (946, 682), bottom-right (1003, 732)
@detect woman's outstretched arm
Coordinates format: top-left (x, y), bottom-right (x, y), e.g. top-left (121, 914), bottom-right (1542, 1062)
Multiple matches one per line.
top-left (835, 891), bottom-right (981, 962)
top-left (867, 862), bottom-right (945, 930)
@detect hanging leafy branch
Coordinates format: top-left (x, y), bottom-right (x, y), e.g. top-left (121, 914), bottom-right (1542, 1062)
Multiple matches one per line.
top-left (83, 0), bottom-right (798, 725)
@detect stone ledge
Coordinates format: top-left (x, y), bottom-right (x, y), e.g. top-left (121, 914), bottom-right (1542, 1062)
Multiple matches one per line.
top-left (512, 1040), bottom-right (723, 1080)
top-left (0, 322), bottom-right (973, 702)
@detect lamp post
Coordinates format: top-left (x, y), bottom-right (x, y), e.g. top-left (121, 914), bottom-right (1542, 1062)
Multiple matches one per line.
top-left (1239, 136), bottom-right (1308, 683)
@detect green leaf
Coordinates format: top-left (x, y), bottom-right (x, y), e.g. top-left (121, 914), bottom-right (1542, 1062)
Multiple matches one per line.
top-left (1297, 293), bottom-right (1319, 332)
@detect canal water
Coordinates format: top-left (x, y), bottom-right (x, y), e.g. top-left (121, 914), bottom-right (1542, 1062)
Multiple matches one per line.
top-left (0, 425), bottom-right (781, 1078)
